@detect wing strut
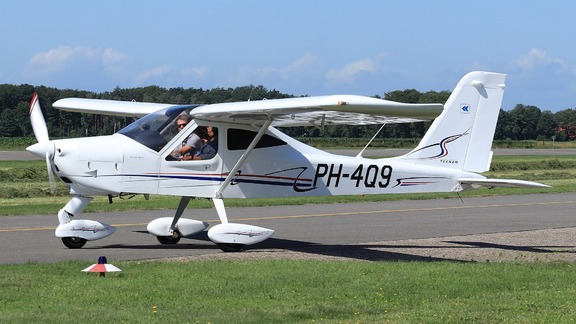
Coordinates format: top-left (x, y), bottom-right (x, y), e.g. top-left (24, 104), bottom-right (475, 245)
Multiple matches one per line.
top-left (213, 198), bottom-right (228, 224)
top-left (214, 118), bottom-right (273, 200)
top-left (356, 123), bottom-right (387, 158)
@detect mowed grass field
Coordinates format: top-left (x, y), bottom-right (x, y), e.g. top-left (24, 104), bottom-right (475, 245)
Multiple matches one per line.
top-left (1, 154), bottom-right (576, 322)
top-left (3, 260), bottom-right (576, 323)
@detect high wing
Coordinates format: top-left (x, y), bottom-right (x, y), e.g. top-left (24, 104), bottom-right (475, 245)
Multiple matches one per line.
top-left (53, 95), bottom-right (443, 126)
top-left (53, 98), bottom-right (175, 117)
top-left (189, 95), bottom-right (443, 126)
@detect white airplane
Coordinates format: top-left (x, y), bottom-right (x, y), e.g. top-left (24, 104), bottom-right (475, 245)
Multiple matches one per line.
top-left (26, 71), bottom-right (549, 252)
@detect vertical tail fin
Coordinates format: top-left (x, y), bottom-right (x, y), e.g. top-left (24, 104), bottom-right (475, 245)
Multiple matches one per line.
top-left (400, 71), bottom-right (506, 173)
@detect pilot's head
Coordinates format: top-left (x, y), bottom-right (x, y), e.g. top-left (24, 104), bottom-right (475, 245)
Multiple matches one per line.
top-left (175, 115), bottom-right (192, 131)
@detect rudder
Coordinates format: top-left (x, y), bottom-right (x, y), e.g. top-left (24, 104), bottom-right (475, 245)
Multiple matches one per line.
top-left (399, 71), bottom-right (506, 173)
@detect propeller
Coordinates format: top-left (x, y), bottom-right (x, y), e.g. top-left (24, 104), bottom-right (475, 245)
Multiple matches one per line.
top-left (27, 92), bottom-right (57, 194)
top-left (29, 92), bottom-right (49, 143)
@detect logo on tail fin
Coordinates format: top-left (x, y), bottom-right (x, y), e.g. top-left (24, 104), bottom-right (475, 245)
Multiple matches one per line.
top-left (460, 104), bottom-right (470, 114)
top-left (405, 128), bottom-right (470, 161)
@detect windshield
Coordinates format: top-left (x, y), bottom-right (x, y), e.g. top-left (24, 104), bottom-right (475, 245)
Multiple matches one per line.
top-left (118, 105), bottom-right (200, 151)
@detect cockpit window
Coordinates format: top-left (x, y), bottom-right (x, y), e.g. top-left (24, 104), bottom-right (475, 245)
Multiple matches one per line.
top-left (118, 105), bottom-right (200, 151)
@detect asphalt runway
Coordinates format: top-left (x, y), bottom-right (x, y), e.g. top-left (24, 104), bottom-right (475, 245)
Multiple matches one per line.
top-left (2, 192), bottom-right (576, 264)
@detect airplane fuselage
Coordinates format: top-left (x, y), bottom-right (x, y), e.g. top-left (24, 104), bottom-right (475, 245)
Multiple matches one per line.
top-left (50, 123), bottom-right (481, 199)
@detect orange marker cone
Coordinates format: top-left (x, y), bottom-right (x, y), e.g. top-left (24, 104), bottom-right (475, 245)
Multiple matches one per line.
top-left (82, 256), bottom-right (121, 277)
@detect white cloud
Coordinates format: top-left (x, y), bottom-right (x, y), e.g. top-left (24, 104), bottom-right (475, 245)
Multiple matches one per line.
top-left (30, 46), bottom-right (99, 65)
top-left (513, 48), bottom-right (569, 72)
top-left (25, 45), bottom-right (128, 79)
top-left (325, 53), bottom-right (386, 84)
top-left (101, 48), bottom-right (127, 65)
top-left (27, 46), bottom-right (97, 76)
top-left (181, 66), bottom-right (209, 79)
top-left (281, 53), bottom-right (318, 77)
top-left (135, 65), bottom-right (175, 84)
top-left (257, 53), bottom-right (318, 79)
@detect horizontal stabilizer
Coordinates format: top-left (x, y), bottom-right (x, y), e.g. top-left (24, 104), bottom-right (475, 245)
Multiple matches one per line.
top-left (458, 178), bottom-right (551, 189)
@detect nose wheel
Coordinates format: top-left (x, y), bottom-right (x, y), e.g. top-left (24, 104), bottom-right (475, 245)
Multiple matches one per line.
top-left (62, 237), bottom-right (87, 249)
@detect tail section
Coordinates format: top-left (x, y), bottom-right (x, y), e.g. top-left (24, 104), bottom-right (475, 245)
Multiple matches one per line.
top-left (400, 71), bottom-right (506, 173)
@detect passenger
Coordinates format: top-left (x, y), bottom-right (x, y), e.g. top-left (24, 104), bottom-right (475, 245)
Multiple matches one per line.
top-left (193, 126), bottom-right (218, 160)
top-left (169, 115), bottom-right (203, 160)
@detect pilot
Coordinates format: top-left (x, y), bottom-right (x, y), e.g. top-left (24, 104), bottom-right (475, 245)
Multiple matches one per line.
top-left (192, 126), bottom-right (218, 160)
top-left (170, 115), bottom-right (203, 160)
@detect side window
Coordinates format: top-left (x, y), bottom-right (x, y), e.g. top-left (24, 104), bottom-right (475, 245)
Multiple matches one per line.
top-left (227, 128), bottom-right (287, 150)
top-left (166, 126), bottom-right (218, 161)
top-left (192, 126), bottom-right (218, 160)
top-left (165, 125), bottom-right (211, 161)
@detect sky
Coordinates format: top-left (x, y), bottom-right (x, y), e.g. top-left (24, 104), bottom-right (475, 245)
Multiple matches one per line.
top-left (1, 1), bottom-right (575, 111)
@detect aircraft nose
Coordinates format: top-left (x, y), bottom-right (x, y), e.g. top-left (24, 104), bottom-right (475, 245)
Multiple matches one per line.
top-left (26, 141), bottom-right (55, 158)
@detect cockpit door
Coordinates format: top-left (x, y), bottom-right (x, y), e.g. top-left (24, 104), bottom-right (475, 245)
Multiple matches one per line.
top-left (157, 124), bottom-right (223, 197)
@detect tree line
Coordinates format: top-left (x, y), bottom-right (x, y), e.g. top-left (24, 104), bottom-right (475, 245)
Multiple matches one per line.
top-left (0, 83), bottom-right (575, 141)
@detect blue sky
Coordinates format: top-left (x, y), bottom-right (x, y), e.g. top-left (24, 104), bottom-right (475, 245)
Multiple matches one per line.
top-left (1, 1), bottom-right (575, 111)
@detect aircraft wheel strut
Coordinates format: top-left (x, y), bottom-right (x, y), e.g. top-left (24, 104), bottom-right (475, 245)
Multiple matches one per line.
top-left (62, 237), bottom-right (87, 249)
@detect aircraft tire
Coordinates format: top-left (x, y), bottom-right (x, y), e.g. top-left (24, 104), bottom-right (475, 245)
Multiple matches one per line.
top-left (218, 243), bottom-right (244, 252)
top-left (62, 237), bottom-right (87, 249)
top-left (156, 236), bottom-right (181, 244)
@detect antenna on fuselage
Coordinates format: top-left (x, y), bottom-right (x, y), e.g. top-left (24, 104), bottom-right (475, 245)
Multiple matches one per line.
top-left (247, 85), bottom-right (254, 102)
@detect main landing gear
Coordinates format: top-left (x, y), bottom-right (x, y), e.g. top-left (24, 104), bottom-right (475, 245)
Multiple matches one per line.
top-left (218, 243), bottom-right (245, 253)
top-left (148, 198), bottom-right (274, 252)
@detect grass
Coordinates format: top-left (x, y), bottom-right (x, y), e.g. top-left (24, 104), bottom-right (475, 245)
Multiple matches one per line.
top-left (2, 260), bottom-right (576, 323)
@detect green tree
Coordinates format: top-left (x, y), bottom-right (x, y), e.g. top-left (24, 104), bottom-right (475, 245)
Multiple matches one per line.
top-left (418, 90), bottom-right (450, 104)
top-left (384, 89), bottom-right (421, 103)
top-left (553, 108), bottom-right (576, 140)
top-left (535, 110), bottom-right (557, 140)
top-left (1, 83), bottom-right (573, 141)
top-left (506, 104), bottom-right (541, 140)
top-left (494, 109), bottom-right (510, 140)
top-left (0, 108), bottom-right (20, 136)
